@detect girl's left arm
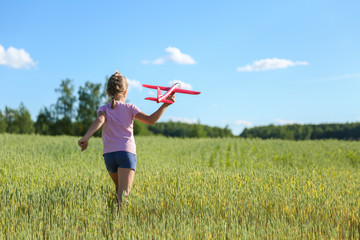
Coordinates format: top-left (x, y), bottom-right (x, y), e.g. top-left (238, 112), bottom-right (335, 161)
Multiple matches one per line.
top-left (78, 113), bottom-right (105, 151)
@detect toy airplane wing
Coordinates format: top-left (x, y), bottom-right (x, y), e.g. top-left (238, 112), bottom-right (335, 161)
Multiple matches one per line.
top-left (142, 84), bottom-right (201, 95)
top-left (172, 88), bottom-right (201, 95)
top-left (142, 84), bottom-right (171, 91)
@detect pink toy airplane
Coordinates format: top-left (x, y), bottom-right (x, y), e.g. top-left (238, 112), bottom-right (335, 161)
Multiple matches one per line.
top-left (142, 83), bottom-right (201, 104)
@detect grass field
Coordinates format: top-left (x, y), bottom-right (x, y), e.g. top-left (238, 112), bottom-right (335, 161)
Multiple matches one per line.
top-left (1, 134), bottom-right (360, 239)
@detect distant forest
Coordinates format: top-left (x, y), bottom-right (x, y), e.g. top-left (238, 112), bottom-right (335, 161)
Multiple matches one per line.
top-left (1, 78), bottom-right (359, 140)
top-left (240, 123), bottom-right (360, 140)
top-left (0, 78), bottom-right (232, 138)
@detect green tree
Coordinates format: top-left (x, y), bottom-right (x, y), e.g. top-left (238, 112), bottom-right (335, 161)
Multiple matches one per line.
top-left (5, 106), bottom-right (20, 133)
top-left (103, 75), bottom-right (109, 100)
top-left (55, 79), bottom-right (76, 135)
top-left (77, 77), bottom-right (109, 137)
top-left (35, 107), bottom-right (55, 135)
top-left (133, 120), bottom-right (152, 136)
top-left (190, 123), bottom-right (207, 138)
top-left (0, 110), bottom-right (7, 133)
top-left (55, 79), bottom-right (77, 119)
top-left (4, 103), bottom-right (34, 134)
top-left (17, 103), bottom-right (34, 134)
top-left (53, 117), bottom-right (74, 135)
top-left (77, 82), bottom-right (103, 121)
top-left (76, 81), bottom-right (103, 136)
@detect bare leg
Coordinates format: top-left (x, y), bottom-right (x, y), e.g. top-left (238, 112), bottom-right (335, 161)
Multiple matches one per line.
top-left (107, 171), bottom-right (119, 193)
top-left (117, 168), bottom-right (135, 208)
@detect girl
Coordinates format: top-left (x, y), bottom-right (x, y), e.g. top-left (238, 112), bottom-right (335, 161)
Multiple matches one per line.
top-left (78, 71), bottom-right (174, 208)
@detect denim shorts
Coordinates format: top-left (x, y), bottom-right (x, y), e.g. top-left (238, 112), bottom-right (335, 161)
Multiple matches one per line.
top-left (103, 151), bottom-right (137, 172)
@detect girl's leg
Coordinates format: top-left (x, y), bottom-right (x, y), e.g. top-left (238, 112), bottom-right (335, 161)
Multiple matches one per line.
top-left (107, 171), bottom-right (119, 193)
top-left (117, 168), bottom-right (135, 207)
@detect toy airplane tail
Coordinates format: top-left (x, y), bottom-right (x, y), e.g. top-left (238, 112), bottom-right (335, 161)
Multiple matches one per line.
top-left (144, 88), bottom-right (162, 103)
top-left (157, 87), bottom-right (161, 99)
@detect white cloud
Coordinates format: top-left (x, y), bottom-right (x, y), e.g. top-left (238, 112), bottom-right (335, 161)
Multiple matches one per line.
top-left (142, 47), bottom-right (196, 65)
top-left (274, 119), bottom-right (300, 125)
top-left (168, 117), bottom-right (199, 124)
top-left (168, 80), bottom-right (193, 90)
top-left (299, 73), bottom-right (360, 83)
top-left (127, 79), bottom-right (142, 91)
top-left (237, 58), bottom-right (308, 72)
top-left (0, 45), bottom-right (37, 69)
top-left (235, 120), bottom-right (253, 127)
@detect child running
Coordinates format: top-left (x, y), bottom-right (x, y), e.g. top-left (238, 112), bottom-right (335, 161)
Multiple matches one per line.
top-left (78, 71), bottom-right (174, 208)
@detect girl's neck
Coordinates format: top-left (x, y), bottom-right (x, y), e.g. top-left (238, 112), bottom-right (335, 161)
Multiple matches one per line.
top-left (114, 96), bottom-right (126, 102)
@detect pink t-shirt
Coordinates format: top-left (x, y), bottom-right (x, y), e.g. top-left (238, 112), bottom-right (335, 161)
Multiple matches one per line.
top-left (97, 101), bottom-right (141, 155)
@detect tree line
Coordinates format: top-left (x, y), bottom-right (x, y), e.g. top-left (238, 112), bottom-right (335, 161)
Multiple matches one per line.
top-left (240, 123), bottom-right (360, 140)
top-left (2, 78), bottom-right (358, 140)
top-left (0, 78), bottom-right (232, 138)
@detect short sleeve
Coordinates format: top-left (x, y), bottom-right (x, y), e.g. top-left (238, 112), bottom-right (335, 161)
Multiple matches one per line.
top-left (97, 105), bottom-right (106, 116)
top-left (129, 104), bottom-right (141, 118)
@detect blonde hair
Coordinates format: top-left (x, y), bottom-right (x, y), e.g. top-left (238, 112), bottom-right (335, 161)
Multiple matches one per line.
top-left (107, 71), bottom-right (128, 109)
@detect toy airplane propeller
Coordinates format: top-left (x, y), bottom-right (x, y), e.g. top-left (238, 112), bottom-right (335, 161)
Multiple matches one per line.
top-left (142, 83), bottom-right (201, 104)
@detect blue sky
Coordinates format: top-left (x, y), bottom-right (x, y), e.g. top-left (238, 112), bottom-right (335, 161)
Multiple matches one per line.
top-left (1, 0), bottom-right (360, 135)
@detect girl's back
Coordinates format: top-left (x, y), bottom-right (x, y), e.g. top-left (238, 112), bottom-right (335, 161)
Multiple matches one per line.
top-left (98, 101), bottom-right (140, 155)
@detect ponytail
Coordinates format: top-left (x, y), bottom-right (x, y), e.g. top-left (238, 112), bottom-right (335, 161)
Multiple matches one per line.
top-left (111, 96), bottom-right (116, 109)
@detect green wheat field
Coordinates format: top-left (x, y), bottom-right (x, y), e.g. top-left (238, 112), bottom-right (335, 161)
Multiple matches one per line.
top-left (1, 134), bottom-right (359, 239)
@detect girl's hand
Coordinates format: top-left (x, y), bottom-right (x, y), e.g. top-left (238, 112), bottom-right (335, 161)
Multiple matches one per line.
top-left (165, 93), bottom-right (175, 105)
top-left (78, 138), bottom-right (89, 152)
